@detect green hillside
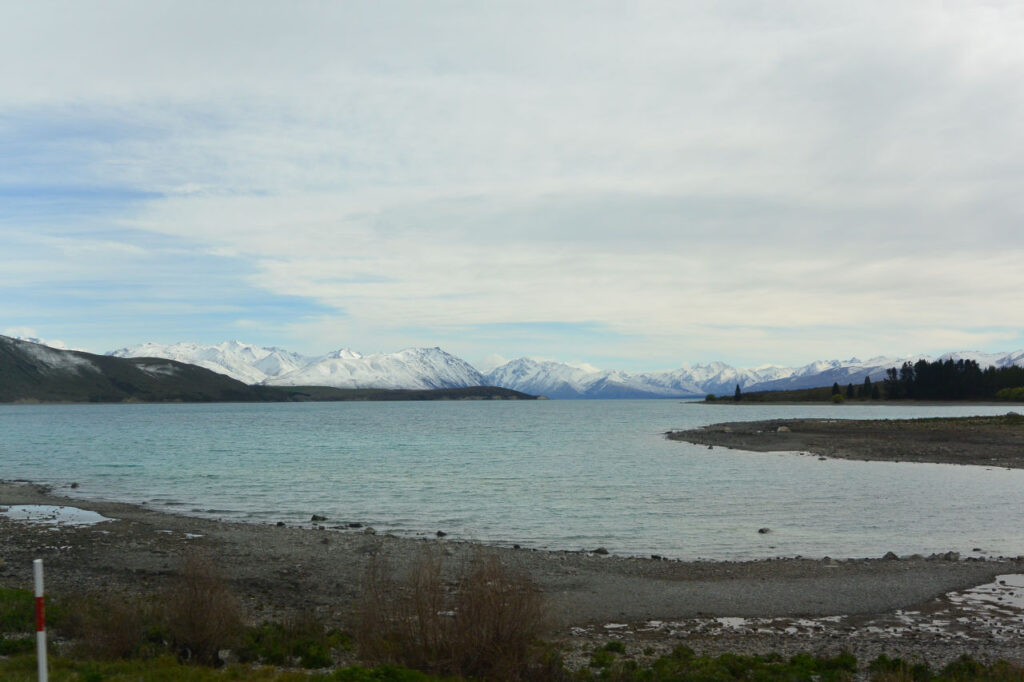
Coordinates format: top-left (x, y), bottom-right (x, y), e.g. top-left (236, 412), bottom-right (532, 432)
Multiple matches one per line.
top-left (0, 335), bottom-right (267, 403)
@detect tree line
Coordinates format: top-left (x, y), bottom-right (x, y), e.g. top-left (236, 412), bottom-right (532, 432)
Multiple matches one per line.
top-left (711, 359), bottom-right (1023, 403)
top-left (883, 358), bottom-right (1024, 400)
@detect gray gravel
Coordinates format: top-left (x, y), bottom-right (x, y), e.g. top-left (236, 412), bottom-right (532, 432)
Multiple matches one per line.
top-left (4, 480), bottom-right (1023, 666)
top-left (668, 414), bottom-right (1024, 468)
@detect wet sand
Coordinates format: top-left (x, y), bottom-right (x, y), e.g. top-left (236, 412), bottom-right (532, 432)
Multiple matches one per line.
top-left (3, 480), bottom-right (1024, 666)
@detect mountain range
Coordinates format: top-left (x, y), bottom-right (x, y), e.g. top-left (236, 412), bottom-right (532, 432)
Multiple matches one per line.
top-left (1, 336), bottom-right (536, 403)
top-left (108, 341), bottom-right (488, 390)
top-left (107, 340), bottom-right (1024, 399)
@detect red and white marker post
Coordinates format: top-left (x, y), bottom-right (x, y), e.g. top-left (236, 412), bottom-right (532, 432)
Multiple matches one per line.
top-left (33, 559), bottom-right (48, 682)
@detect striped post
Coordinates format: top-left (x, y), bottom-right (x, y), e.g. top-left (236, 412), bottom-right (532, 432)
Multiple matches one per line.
top-left (33, 559), bottom-right (48, 682)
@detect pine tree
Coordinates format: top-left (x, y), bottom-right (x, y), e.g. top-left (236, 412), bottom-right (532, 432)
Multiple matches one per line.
top-left (734, 384), bottom-right (742, 401)
top-left (885, 367), bottom-right (901, 399)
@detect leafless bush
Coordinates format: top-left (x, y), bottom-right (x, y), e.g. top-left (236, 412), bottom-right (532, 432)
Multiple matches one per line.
top-left (164, 550), bottom-right (242, 665)
top-left (450, 553), bottom-right (547, 679)
top-left (357, 549), bottom-right (439, 667)
top-left (58, 591), bottom-right (162, 660)
top-left (357, 547), bottom-right (547, 680)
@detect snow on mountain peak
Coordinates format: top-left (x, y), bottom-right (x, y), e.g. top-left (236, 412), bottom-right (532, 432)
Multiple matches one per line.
top-left (477, 353), bottom-right (509, 374)
top-left (100, 339), bottom-right (1024, 398)
top-left (483, 348), bottom-right (1022, 398)
top-left (8, 336), bottom-right (97, 375)
top-left (106, 341), bottom-right (491, 390)
top-left (107, 341), bottom-right (312, 384)
top-left (564, 361), bottom-right (602, 373)
top-left (324, 348), bottom-right (363, 360)
top-left (11, 335), bottom-right (71, 351)
top-left (266, 346), bottom-right (484, 390)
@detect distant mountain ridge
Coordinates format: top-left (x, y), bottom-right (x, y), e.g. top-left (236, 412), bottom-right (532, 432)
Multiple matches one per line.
top-left (103, 340), bottom-right (1024, 398)
top-left (0, 335), bottom-right (268, 403)
top-left (264, 347), bottom-right (486, 390)
top-left (110, 342), bottom-right (486, 391)
top-left (0, 336), bottom-right (537, 403)
top-left (108, 340), bottom-right (312, 385)
top-left (747, 350), bottom-right (1024, 393)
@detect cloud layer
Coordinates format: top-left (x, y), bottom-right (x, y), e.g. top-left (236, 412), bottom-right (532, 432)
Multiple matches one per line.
top-left (2, 1), bottom-right (1023, 368)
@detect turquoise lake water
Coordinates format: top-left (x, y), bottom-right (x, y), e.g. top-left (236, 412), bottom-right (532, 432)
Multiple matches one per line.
top-left (1, 400), bottom-right (1021, 560)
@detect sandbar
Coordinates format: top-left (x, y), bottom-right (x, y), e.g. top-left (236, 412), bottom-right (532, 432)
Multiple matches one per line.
top-left (668, 413), bottom-right (1024, 469)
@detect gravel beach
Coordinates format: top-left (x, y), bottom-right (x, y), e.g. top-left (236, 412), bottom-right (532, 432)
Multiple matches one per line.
top-left (3, 480), bottom-right (1024, 667)
top-left (667, 413), bottom-right (1024, 469)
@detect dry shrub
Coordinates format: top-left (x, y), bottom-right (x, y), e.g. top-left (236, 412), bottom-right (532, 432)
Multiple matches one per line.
top-left (57, 591), bottom-right (163, 660)
top-left (164, 550), bottom-right (242, 665)
top-left (358, 549), bottom-right (447, 669)
top-left (451, 554), bottom-right (547, 679)
top-left (358, 547), bottom-right (547, 680)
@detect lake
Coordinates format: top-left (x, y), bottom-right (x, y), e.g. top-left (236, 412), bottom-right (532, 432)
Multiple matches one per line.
top-left (1, 400), bottom-right (1021, 560)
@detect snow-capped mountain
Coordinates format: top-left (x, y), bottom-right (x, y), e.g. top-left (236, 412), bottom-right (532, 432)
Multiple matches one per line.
top-left (483, 358), bottom-right (795, 398)
top-left (264, 347), bottom-right (485, 390)
top-left (102, 339), bottom-right (1024, 398)
top-left (484, 350), bottom-right (1024, 398)
top-left (108, 341), bottom-right (486, 391)
top-left (728, 350), bottom-right (1024, 392)
top-left (483, 358), bottom-right (608, 399)
top-left (108, 341), bottom-right (312, 384)
top-left (938, 349), bottom-right (1024, 369)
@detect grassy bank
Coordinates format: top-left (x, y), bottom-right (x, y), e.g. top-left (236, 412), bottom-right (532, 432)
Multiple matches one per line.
top-left (5, 565), bottom-right (1024, 681)
top-left (4, 643), bottom-right (1024, 681)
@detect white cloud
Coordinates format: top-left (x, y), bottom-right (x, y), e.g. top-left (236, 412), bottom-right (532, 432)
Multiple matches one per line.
top-left (2, 327), bottom-right (71, 350)
top-left (476, 354), bottom-right (509, 374)
top-left (3, 1), bottom-right (1024, 366)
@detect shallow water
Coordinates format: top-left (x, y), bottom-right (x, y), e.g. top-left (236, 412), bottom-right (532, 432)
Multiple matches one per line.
top-left (1, 400), bottom-right (1021, 560)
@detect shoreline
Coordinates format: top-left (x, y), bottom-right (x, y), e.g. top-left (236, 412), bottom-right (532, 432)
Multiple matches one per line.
top-left (4, 481), bottom-right (1024, 665)
top-left (668, 413), bottom-right (1024, 469)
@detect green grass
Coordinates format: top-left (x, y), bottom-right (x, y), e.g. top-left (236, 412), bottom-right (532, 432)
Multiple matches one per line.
top-left (0, 585), bottom-right (39, 656)
top-left (579, 646), bottom-right (858, 681)
top-left (0, 655), bottom-right (448, 681)
top-left (575, 646), bottom-right (1024, 682)
top-left (0, 654), bottom-right (454, 681)
top-left (3, 641), bottom-right (1024, 681)
top-left (238, 621), bottom-right (352, 669)
top-left (8, 585), bottom-right (1024, 681)
top-left (0, 585), bottom-right (35, 631)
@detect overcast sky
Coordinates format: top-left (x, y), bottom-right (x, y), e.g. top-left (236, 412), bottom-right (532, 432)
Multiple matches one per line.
top-left (2, 1), bottom-right (1023, 371)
